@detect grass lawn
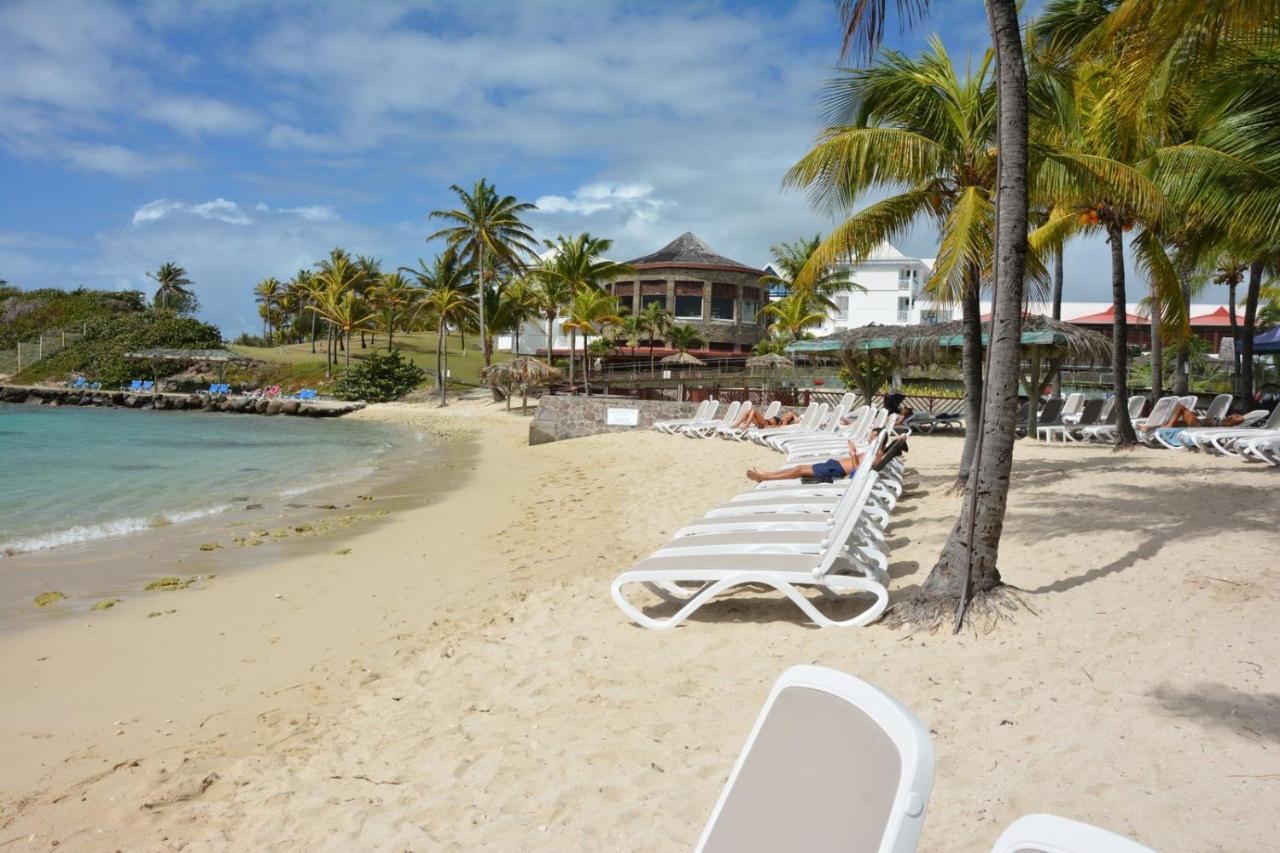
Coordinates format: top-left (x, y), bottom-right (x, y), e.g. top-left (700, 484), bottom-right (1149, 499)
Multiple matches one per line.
top-left (230, 331), bottom-right (513, 389)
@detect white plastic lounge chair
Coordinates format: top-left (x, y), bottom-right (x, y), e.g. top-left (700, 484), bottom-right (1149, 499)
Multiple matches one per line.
top-left (1241, 434), bottom-right (1280, 465)
top-left (748, 402), bottom-right (821, 445)
top-left (696, 665), bottom-right (934, 853)
top-left (683, 401), bottom-right (742, 437)
top-left (1063, 397), bottom-right (1113, 442)
top-left (1201, 405), bottom-right (1280, 455)
top-left (1180, 407), bottom-right (1275, 452)
top-left (771, 403), bottom-right (852, 452)
top-left (1036, 393), bottom-right (1084, 442)
top-left (655, 399), bottom-right (715, 434)
top-left (1199, 393), bottom-right (1233, 425)
top-left (1082, 396), bottom-right (1146, 442)
top-left (611, 467), bottom-right (891, 629)
top-left (989, 813), bottom-right (1156, 853)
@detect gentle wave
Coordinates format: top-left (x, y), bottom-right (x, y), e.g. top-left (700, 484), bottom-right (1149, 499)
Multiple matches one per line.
top-left (278, 466), bottom-right (377, 498)
top-left (0, 504), bottom-right (232, 557)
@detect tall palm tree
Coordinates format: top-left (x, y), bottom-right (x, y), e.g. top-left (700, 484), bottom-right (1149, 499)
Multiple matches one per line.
top-left (288, 270), bottom-right (321, 354)
top-left (526, 266), bottom-right (574, 369)
top-left (317, 289), bottom-right (374, 369)
top-left (253, 277), bottom-right (284, 346)
top-left (1213, 260), bottom-right (1247, 392)
top-left (413, 247), bottom-right (476, 405)
top-left (429, 179), bottom-right (539, 368)
top-left (786, 38), bottom-right (1000, 476)
top-left (147, 262), bottom-right (193, 313)
top-left (536, 233), bottom-right (635, 388)
top-left (561, 287), bottom-right (623, 395)
top-left (829, 0), bottom-right (1033, 626)
top-left (639, 300), bottom-right (672, 375)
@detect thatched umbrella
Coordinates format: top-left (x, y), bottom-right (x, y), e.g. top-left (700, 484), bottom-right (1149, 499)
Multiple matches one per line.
top-left (660, 352), bottom-right (706, 367)
top-left (481, 356), bottom-right (564, 411)
top-left (832, 316), bottom-right (1112, 433)
top-left (745, 352), bottom-right (794, 370)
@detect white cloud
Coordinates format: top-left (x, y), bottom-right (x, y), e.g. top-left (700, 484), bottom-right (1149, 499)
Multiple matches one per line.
top-left (140, 96), bottom-right (261, 136)
top-left (534, 183), bottom-right (661, 216)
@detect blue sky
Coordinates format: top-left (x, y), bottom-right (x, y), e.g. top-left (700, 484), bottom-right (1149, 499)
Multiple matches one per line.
top-left (1, 0), bottom-right (1124, 335)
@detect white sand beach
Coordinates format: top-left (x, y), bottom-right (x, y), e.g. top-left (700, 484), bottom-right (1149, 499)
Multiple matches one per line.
top-left (2, 399), bottom-right (1278, 851)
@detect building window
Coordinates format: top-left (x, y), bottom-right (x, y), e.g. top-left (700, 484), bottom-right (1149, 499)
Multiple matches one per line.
top-left (898, 268), bottom-right (918, 290)
top-left (640, 281), bottom-right (667, 313)
top-left (897, 295), bottom-right (911, 323)
top-left (708, 341), bottom-right (736, 352)
top-left (740, 287), bottom-right (761, 324)
top-left (834, 295), bottom-right (849, 320)
top-left (710, 283), bottom-right (735, 321)
top-left (674, 281), bottom-right (703, 319)
top-left (613, 282), bottom-right (634, 314)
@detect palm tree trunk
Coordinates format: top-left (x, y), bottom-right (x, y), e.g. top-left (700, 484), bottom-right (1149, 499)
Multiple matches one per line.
top-left (437, 323), bottom-right (447, 406)
top-left (1242, 258), bottom-right (1264, 404)
top-left (1051, 249), bottom-right (1064, 396)
top-left (583, 334), bottom-right (592, 396)
top-left (345, 331), bottom-right (352, 367)
top-left (1150, 291), bottom-right (1164, 400)
top-left (478, 248), bottom-right (490, 368)
top-left (1174, 266), bottom-right (1192, 394)
top-left (310, 308), bottom-right (318, 354)
top-left (546, 316), bottom-right (555, 364)
top-left (568, 329), bottom-right (576, 388)
top-left (1107, 221), bottom-right (1138, 445)
top-left (956, 262), bottom-right (984, 484)
top-left (915, 0), bottom-right (1026, 616)
top-left (1227, 281), bottom-right (1240, 398)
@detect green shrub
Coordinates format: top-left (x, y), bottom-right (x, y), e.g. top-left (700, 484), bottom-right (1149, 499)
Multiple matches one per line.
top-left (332, 350), bottom-right (426, 402)
top-left (0, 287), bottom-right (148, 350)
top-left (14, 311), bottom-right (223, 386)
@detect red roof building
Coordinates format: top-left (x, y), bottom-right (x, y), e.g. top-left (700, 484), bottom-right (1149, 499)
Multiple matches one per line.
top-left (1066, 305), bottom-right (1152, 349)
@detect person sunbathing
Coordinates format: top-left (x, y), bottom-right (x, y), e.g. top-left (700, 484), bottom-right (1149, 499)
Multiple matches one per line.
top-left (1158, 404), bottom-right (1245, 429)
top-left (746, 433), bottom-right (906, 483)
top-left (732, 407), bottom-right (800, 430)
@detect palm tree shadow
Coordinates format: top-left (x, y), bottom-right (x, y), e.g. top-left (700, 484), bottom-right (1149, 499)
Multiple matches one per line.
top-left (1150, 683), bottom-right (1280, 743)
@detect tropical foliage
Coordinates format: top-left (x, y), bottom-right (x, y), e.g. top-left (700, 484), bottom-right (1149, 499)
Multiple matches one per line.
top-left (331, 349), bottom-right (426, 403)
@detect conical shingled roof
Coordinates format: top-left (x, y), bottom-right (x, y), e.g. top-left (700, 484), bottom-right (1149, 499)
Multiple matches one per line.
top-left (625, 232), bottom-right (765, 275)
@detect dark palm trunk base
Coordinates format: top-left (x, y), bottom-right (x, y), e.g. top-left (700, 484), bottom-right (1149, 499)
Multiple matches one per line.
top-left (1107, 221), bottom-right (1138, 446)
top-left (954, 266), bottom-right (984, 490)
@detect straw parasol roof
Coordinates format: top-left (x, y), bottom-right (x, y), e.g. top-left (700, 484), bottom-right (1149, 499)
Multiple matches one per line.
top-left (480, 356), bottom-right (563, 388)
top-left (831, 315), bottom-right (1112, 364)
top-left (660, 351), bottom-right (706, 366)
top-left (745, 352), bottom-right (794, 369)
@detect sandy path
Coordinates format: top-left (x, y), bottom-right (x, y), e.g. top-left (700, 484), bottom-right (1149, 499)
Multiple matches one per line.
top-left (2, 400), bottom-right (1277, 851)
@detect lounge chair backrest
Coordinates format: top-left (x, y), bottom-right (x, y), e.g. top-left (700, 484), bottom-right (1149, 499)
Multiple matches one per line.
top-left (990, 813), bottom-right (1156, 853)
top-left (1263, 406), bottom-right (1280, 430)
top-left (1143, 396), bottom-right (1177, 426)
top-left (1037, 398), bottom-right (1065, 425)
top-left (839, 392), bottom-right (857, 410)
top-left (697, 664), bottom-right (934, 853)
top-left (686, 400), bottom-right (711, 422)
top-left (1127, 395), bottom-right (1146, 419)
top-left (813, 431), bottom-right (887, 578)
top-left (718, 401), bottom-right (742, 426)
top-left (872, 407), bottom-right (890, 429)
top-left (761, 400), bottom-right (781, 420)
top-left (1076, 398), bottom-right (1105, 426)
top-left (1203, 393), bottom-right (1231, 423)
top-left (1060, 393), bottom-right (1084, 419)
top-left (821, 403), bottom-right (849, 433)
top-left (1097, 396), bottom-right (1116, 422)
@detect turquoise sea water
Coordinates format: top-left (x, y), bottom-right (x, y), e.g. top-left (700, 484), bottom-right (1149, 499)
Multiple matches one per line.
top-left (0, 405), bottom-right (407, 557)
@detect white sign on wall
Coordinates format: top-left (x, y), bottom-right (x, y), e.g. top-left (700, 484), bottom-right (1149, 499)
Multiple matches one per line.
top-left (606, 407), bottom-right (640, 427)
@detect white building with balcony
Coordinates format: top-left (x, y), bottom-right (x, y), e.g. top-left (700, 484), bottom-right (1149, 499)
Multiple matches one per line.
top-left (813, 243), bottom-right (938, 333)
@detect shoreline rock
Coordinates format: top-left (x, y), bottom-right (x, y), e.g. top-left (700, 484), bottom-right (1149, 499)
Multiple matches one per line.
top-left (0, 384), bottom-right (365, 418)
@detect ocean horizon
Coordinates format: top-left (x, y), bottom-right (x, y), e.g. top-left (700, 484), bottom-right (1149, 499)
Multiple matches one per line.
top-left (0, 405), bottom-right (409, 558)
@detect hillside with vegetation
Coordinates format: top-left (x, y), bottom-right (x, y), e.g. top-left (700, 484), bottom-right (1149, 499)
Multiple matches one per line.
top-left (0, 286), bottom-right (148, 350)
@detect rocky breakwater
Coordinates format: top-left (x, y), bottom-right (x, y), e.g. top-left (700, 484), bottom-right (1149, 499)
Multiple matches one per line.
top-left (0, 384), bottom-right (365, 417)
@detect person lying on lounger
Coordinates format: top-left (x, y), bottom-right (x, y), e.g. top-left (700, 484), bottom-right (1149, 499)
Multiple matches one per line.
top-left (746, 432), bottom-right (907, 482)
top-left (732, 407), bottom-right (800, 430)
top-left (1158, 404), bottom-right (1245, 429)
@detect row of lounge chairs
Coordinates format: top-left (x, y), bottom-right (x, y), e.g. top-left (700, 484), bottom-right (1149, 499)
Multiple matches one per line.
top-left (125, 379), bottom-right (155, 392)
top-left (69, 377), bottom-right (102, 390)
top-left (617, 398), bottom-right (908, 629)
top-left (696, 664), bottom-right (1154, 852)
top-left (1035, 391), bottom-right (1280, 465)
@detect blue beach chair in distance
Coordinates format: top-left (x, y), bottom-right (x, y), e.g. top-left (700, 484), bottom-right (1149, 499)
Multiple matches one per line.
top-left (219, 383), bottom-right (231, 394)
top-left (71, 377), bottom-right (87, 389)
top-left (89, 381), bottom-right (101, 390)
top-left (128, 379), bottom-right (143, 391)
top-left (141, 380), bottom-right (154, 392)
top-left (206, 383), bottom-right (219, 394)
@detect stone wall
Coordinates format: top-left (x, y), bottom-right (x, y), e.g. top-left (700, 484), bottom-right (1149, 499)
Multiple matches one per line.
top-left (0, 384), bottom-right (364, 417)
top-left (529, 395), bottom-right (699, 445)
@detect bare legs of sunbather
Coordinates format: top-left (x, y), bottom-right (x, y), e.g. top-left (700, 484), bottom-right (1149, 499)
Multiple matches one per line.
top-left (1158, 404), bottom-right (1245, 429)
top-left (732, 408), bottom-right (799, 430)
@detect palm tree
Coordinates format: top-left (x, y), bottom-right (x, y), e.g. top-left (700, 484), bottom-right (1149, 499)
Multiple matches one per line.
top-left (639, 300), bottom-right (672, 374)
top-left (147, 262), bottom-right (193, 313)
top-left (758, 235), bottom-right (858, 312)
top-left (312, 250), bottom-right (367, 376)
top-left (786, 38), bottom-right (1000, 477)
top-left (253, 277), bottom-right (284, 346)
top-left (288, 270), bottom-right (321, 354)
top-left (666, 323), bottom-right (704, 356)
top-left (536, 233), bottom-right (635, 388)
top-left (317, 289), bottom-right (374, 369)
top-left (370, 272), bottom-right (419, 350)
top-left (1213, 260), bottom-right (1248, 393)
top-left (827, 0), bottom-right (1033, 626)
top-left (413, 247), bottom-right (476, 405)
top-left (615, 313), bottom-right (647, 354)
top-left (561, 287), bottom-right (623, 395)
top-left (429, 179), bottom-right (539, 368)
top-left (526, 267), bottom-right (573, 370)
top-left (755, 293), bottom-right (827, 342)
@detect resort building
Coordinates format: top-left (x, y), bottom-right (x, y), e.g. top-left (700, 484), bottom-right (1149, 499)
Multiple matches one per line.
top-left (502, 232), bottom-right (769, 359)
top-left (804, 243), bottom-right (940, 333)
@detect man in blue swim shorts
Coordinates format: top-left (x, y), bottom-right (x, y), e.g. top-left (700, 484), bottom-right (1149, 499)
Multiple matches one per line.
top-left (745, 435), bottom-right (902, 483)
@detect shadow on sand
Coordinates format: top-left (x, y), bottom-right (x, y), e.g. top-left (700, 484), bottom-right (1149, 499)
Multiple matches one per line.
top-left (1150, 683), bottom-right (1280, 744)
